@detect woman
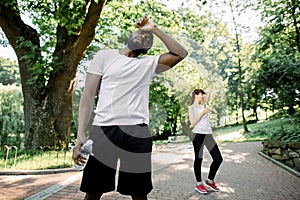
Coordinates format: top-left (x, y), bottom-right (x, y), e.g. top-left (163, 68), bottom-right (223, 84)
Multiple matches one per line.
top-left (188, 89), bottom-right (223, 195)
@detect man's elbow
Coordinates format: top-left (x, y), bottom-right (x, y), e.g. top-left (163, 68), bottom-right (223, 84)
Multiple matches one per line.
top-left (182, 49), bottom-right (188, 58)
top-left (176, 49), bottom-right (188, 60)
top-left (172, 48), bottom-right (188, 59)
top-left (172, 50), bottom-right (188, 64)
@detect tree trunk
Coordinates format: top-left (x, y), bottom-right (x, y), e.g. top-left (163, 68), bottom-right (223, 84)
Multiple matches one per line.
top-left (229, 0), bottom-right (249, 132)
top-left (235, 95), bottom-right (239, 125)
top-left (288, 105), bottom-right (295, 115)
top-left (238, 57), bottom-right (249, 132)
top-left (25, 69), bottom-right (77, 149)
top-left (253, 106), bottom-right (258, 121)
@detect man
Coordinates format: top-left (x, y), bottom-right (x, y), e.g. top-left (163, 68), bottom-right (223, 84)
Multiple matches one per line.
top-left (72, 16), bottom-right (188, 200)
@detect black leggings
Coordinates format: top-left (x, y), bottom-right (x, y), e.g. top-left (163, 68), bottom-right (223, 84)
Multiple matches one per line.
top-left (192, 133), bottom-right (223, 182)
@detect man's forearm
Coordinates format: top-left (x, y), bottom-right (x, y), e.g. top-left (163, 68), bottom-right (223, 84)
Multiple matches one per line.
top-left (152, 26), bottom-right (188, 58)
top-left (76, 94), bottom-right (94, 146)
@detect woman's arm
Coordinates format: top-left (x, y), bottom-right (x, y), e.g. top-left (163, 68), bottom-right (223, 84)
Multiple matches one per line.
top-left (189, 106), bottom-right (210, 127)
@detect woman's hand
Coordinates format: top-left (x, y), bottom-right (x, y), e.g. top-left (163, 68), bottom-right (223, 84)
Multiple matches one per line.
top-left (203, 108), bottom-right (211, 114)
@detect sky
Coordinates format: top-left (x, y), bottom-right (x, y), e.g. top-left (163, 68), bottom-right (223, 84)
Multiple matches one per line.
top-left (0, 0), bottom-right (262, 61)
top-left (0, 14), bottom-right (32, 61)
top-left (0, 46), bottom-right (17, 61)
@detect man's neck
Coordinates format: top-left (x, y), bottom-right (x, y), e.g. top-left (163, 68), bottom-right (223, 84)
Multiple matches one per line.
top-left (120, 47), bottom-right (139, 58)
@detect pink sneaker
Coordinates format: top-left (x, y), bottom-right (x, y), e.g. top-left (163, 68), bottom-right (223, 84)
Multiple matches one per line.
top-left (195, 184), bottom-right (208, 194)
top-left (203, 180), bottom-right (219, 192)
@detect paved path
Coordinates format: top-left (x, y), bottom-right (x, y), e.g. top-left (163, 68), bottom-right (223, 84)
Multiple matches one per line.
top-left (0, 142), bottom-right (299, 200)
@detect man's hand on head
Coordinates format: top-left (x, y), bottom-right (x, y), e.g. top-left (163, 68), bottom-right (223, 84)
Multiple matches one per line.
top-left (135, 16), bottom-right (156, 31)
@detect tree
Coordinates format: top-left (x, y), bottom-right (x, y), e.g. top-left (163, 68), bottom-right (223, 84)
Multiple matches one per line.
top-left (242, 43), bottom-right (261, 122)
top-left (0, 0), bottom-right (107, 149)
top-left (255, 0), bottom-right (300, 115)
top-left (227, 0), bottom-right (249, 132)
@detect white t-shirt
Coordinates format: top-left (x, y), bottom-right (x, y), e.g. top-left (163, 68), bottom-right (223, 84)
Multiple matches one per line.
top-left (87, 49), bottom-right (159, 126)
top-left (188, 104), bottom-right (212, 134)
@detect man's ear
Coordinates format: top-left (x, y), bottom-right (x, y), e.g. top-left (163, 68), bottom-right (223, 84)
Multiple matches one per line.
top-left (142, 48), bottom-right (150, 54)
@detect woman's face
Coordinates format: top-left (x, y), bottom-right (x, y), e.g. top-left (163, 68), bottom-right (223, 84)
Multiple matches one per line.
top-left (195, 93), bottom-right (205, 104)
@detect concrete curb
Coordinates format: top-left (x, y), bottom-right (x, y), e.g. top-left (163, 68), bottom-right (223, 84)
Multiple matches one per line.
top-left (24, 173), bottom-right (82, 200)
top-left (258, 151), bottom-right (300, 178)
top-left (0, 167), bottom-right (78, 175)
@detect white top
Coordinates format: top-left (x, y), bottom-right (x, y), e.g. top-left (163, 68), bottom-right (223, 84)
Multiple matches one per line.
top-left (188, 104), bottom-right (212, 134)
top-left (87, 49), bottom-right (159, 125)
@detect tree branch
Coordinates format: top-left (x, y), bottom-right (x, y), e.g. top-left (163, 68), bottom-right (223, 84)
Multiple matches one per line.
top-left (75, 0), bottom-right (107, 55)
top-left (0, 0), bottom-right (40, 58)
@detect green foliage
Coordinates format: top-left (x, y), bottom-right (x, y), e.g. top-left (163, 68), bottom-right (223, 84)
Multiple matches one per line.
top-left (25, 0), bottom-right (87, 36)
top-left (267, 116), bottom-right (300, 143)
top-left (248, 116), bottom-right (300, 143)
top-left (94, 0), bottom-right (186, 49)
top-left (254, 0), bottom-right (300, 115)
top-left (0, 57), bottom-right (20, 86)
top-left (256, 50), bottom-right (300, 113)
top-left (179, 7), bottom-right (207, 43)
top-left (15, 36), bottom-right (46, 89)
top-left (149, 80), bottom-right (181, 139)
top-left (269, 128), bottom-right (300, 143)
top-left (0, 85), bottom-right (25, 147)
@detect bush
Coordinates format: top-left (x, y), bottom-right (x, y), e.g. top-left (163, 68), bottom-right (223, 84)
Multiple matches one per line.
top-left (0, 85), bottom-right (25, 147)
top-left (267, 116), bottom-right (300, 143)
top-left (269, 129), bottom-right (300, 143)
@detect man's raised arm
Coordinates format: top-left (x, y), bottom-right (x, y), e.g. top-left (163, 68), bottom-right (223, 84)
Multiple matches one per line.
top-left (136, 16), bottom-right (188, 73)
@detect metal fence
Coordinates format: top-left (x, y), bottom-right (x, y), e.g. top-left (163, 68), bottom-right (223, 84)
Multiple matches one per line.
top-left (0, 145), bottom-right (74, 170)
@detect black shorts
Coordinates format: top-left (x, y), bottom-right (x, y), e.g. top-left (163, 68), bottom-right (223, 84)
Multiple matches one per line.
top-left (80, 124), bottom-right (153, 196)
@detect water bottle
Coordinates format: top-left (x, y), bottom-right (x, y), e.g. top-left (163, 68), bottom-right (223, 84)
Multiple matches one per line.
top-left (75, 139), bottom-right (93, 171)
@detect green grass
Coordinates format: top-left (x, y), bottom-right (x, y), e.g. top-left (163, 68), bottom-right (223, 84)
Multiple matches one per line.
top-left (0, 150), bottom-right (73, 170)
top-left (214, 116), bottom-right (300, 143)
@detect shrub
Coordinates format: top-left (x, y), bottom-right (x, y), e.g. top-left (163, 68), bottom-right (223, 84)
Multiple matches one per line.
top-left (0, 85), bottom-right (25, 147)
top-left (267, 116), bottom-right (300, 143)
top-left (269, 129), bottom-right (300, 143)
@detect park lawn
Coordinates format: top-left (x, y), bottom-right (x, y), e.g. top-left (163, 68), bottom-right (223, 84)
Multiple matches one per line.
top-left (214, 116), bottom-right (299, 143)
top-left (0, 150), bottom-right (73, 170)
